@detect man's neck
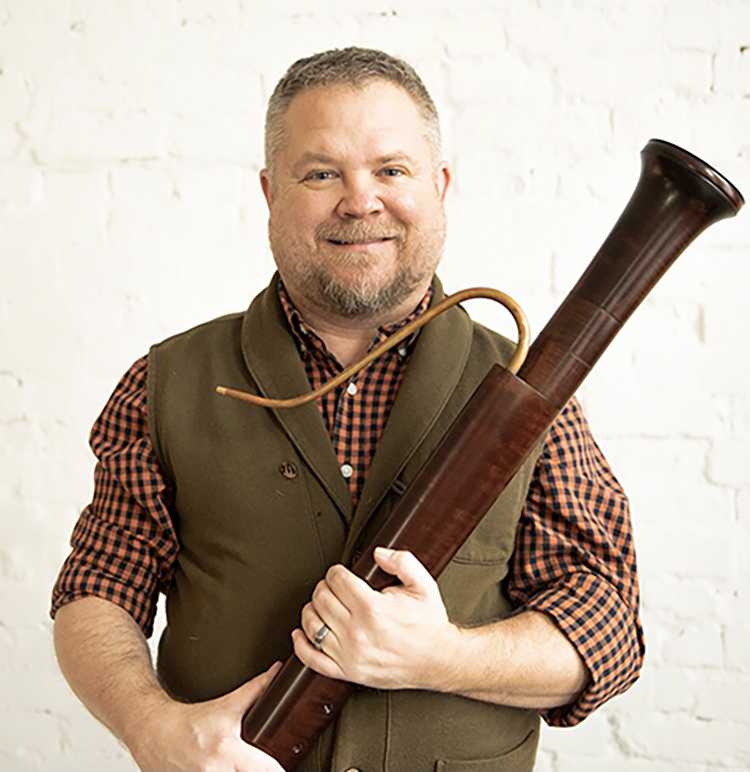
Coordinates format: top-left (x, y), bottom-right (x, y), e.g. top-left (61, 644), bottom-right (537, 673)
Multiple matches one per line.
top-left (287, 285), bottom-right (430, 368)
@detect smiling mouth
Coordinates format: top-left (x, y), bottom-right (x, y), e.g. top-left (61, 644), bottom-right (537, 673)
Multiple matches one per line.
top-left (328, 237), bottom-right (394, 245)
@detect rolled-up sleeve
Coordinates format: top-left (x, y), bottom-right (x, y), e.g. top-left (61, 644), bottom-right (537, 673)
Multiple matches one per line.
top-left (505, 397), bottom-right (645, 726)
top-left (50, 356), bottom-right (178, 637)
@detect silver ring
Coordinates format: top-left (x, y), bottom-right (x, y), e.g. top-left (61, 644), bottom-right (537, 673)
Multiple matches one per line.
top-left (313, 624), bottom-right (330, 651)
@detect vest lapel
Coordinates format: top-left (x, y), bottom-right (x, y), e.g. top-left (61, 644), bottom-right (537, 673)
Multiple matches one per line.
top-left (344, 279), bottom-right (474, 557)
top-left (241, 278), bottom-right (353, 522)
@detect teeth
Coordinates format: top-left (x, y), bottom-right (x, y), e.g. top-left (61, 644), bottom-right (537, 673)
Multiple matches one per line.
top-left (329, 238), bottom-right (390, 244)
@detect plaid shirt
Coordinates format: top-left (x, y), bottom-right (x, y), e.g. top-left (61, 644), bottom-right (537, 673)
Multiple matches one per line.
top-left (282, 285), bottom-right (428, 505)
top-left (51, 285), bottom-right (644, 727)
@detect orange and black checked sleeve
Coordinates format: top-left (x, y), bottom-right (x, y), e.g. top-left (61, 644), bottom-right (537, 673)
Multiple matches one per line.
top-left (51, 353), bottom-right (644, 725)
top-left (505, 397), bottom-right (645, 726)
top-left (50, 356), bottom-right (177, 637)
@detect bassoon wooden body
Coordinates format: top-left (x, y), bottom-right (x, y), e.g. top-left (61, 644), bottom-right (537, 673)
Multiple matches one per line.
top-left (235, 139), bottom-right (743, 768)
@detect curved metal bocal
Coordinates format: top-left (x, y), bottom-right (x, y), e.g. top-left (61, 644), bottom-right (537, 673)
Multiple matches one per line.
top-left (216, 287), bottom-right (531, 409)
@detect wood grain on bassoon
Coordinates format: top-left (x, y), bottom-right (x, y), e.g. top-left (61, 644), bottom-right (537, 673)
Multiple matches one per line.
top-left (238, 140), bottom-right (744, 769)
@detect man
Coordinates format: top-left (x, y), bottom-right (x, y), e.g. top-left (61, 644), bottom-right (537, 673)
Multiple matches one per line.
top-left (52, 47), bottom-right (644, 771)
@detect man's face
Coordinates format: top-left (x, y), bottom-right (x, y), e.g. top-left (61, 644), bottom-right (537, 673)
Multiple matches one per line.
top-left (261, 80), bottom-right (451, 321)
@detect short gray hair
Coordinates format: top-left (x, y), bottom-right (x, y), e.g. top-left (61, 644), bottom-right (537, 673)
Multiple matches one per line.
top-left (264, 47), bottom-right (442, 174)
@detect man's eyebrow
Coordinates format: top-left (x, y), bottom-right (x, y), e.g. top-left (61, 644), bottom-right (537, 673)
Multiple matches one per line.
top-left (291, 151), bottom-right (418, 175)
top-left (294, 152), bottom-right (336, 167)
top-left (289, 152), bottom-right (336, 177)
top-left (375, 153), bottom-right (417, 166)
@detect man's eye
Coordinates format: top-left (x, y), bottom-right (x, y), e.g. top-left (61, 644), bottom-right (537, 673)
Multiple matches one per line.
top-left (307, 171), bottom-right (335, 181)
top-left (381, 168), bottom-right (405, 177)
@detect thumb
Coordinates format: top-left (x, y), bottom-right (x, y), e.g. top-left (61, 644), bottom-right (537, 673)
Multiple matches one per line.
top-left (373, 547), bottom-right (435, 597)
top-left (222, 660), bottom-right (283, 715)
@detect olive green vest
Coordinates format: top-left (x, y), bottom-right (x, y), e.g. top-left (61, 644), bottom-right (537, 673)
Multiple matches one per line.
top-left (148, 276), bottom-right (542, 771)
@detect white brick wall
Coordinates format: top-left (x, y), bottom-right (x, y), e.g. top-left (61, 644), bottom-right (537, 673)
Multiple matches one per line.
top-left (1, 1), bottom-right (748, 769)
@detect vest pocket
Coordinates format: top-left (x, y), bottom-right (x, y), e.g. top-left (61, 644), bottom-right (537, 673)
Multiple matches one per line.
top-left (434, 726), bottom-right (539, 772)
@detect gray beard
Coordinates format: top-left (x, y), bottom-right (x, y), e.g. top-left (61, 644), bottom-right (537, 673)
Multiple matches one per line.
top-left (309, 262), bottom-right (428, 318)
top-left (269, 214), bottom-right (445, 319)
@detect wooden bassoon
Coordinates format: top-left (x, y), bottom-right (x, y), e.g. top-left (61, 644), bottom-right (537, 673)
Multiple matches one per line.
top-left (218, 139), bottom-right (743, 769)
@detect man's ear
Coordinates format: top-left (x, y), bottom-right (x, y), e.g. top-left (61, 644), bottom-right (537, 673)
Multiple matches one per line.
top-left (436, 162), bottom-right (451, 202)
top-left (260, 169), bottom-right (274, 209)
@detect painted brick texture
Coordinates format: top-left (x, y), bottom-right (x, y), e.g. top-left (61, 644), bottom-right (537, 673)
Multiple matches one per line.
top-left (1, 1), bottom-right (749, 770)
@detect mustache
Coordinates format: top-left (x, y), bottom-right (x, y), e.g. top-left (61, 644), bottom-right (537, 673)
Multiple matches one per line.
top-left (315, 222), bottom-right (406, 245)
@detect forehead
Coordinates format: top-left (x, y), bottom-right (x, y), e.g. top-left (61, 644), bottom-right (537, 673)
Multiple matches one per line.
top-left (280, 81), bottom-right (430, 160)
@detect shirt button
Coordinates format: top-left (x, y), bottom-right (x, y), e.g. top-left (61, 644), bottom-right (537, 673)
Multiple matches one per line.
top-left (397, 346), bottom-right (408, 357)
top-left (346, 382), bottom-right (358, 395)
top-left (340, 463), bottom-right (353, 478)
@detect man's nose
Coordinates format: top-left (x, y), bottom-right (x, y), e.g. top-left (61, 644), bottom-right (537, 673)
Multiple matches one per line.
top-left (335, 174), bottom-right (384, 218)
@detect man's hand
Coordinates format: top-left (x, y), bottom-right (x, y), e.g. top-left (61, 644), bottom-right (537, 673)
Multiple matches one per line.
top-left (54, 598), bottom-right (284, 772)
top-left (292, 547), bottom-right (589, 710)
top-left (293, 547), bottom-right (458, 690)
top-left (128, 663), bottom-right (284, 772)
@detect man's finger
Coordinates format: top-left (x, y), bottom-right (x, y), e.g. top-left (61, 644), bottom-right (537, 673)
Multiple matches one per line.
top-left (300, 601), bottom-right (331, 647)
top-left (222, 661), bottom-right (283, 714)
top-left (291, 628), bottom-right (344, 680)
top-left (373, 547), bottom-right (436, 596)
top-left (316, 563), bottom-right (376, 615)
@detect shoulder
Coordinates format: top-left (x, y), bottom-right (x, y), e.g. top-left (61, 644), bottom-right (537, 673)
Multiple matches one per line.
top-left (151, 311), bottom-right (246, 358)
top-left (146, 311), bottom-right (250, 433)
top-left (467, 318), bottom-right (518, 369)
top-left (430, 276), bottom-right (519, 368)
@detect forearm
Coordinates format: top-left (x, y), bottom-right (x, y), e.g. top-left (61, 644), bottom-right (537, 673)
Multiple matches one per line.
top-left (53, 597), bottom-right (171, 754)
top-left (54, 596), bottom-right (283, 771)
top-left (296, 549), bottom-right (589, 711)
top-left (431, 610), bottom-right (589, 709)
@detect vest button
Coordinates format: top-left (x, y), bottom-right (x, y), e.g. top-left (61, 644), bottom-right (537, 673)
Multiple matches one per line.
top-left (279, 462), bottom-right (298, 479)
